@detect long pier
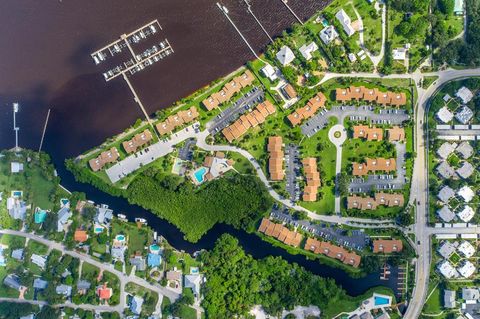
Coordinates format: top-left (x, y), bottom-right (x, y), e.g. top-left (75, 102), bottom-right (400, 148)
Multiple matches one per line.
top-left (279, 0), bottom-right (303, 25)
top-left (243, 0), bottom-right (273, 42)
top-left (12, 103), bottom-right (19, 152)
top-left (216, 3), bottom-right (260, 60)
top-left (38, 108), bottom-right (51, 152)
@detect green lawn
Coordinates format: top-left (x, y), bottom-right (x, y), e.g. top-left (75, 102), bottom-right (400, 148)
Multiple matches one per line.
top-left (353, 0), bottom-right (383, 54)
top-left (111, 220), bottom-right (152, 254)
top-left (177, 304), bottom-right (197, 319)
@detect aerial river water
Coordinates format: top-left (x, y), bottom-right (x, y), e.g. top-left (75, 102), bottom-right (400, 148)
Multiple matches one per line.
top-left (0, 0), bottom-right (399, 297)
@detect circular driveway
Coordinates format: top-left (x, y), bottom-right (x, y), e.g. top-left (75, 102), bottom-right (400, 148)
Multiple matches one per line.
top-left (328, 124), bottom-right (347, 146)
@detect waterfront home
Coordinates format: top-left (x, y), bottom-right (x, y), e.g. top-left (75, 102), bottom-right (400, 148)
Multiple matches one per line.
top-left (336, 9), bottom-right (355, 37)
top-left (88, 147), bottom-right (120, 172)
top-left (276, 45), bottom-right (295, 66)
top-left (184, 274), bottom-right (202, 299)
top-left (111, 234), bottom-right (128, 260)
top-left (258, 218), bottom-right (303, 247)
top-left (57, 206), bottom-right (72, 232)
top-left (304, 237), bottom-right (361, 268)
top-left (122, 129), bottom-right (153, 154)
top-left (261, 64), bottom-right (278, 82)
top-left (95, 204), bottom-right (114, 226)
top-left (319, 25), bottom-right (339, 45)
top-left (156, 106), bottom-right (200, 136)
top-left (372, 239), bottom-right (403, 253)
top-left (147, 253), bottom-right (161, 268)
top-left (10, 162), bottom-right (23, 173)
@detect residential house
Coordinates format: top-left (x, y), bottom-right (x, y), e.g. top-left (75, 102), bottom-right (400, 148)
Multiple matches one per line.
top-left (95, 204), bottom-right (114, 226)
top-left (77, 280), bottom-right (91, 295)
top-left (335, 9), bottom-right (355, 36)
top-left (10, 162), bottom-right (23, 173)
top-left (3, 274), bottom-right (21, 290)
top-left (287, 92), bottom-right (326, 126)
top-left (74, 230), bottom-right (89, 243)
top-left (456, 141), bottom-right (473, 159)
top-left (372, 239), bottom-right (403, 253)
top-left (319, 25), bottom-right (339, 45)
top-left (444, 290), bottom-right (456, 309)
top-left (455, 106), bottom-right (474, 124)
top-left (437, 185), bottom-right (455, 203)
top-left (462, 288), bottom-right (480, 301)
top-left (268, 136), bottom-right (285, 181)
top-left (33, 278), bottom-right (48, 290)
top-left (299, 42), bottom-right (318, 61)
top-left (88, 147), bottom-right (120, 172)
top-left (31, 254), bottom-right (47, 270)
top-left (258, 219), bottom-right (303, 247)
top-left (436, 106), bottom-right (454, 123)
top-left (57, 206), bottom-right (72, 232)
top-left (129, 254), bottom-right (146, 271)
top-left (122, 129), bottom-right (153, 154)
top-left (387, 126), bottom-right (405, 142)
top-left (456, 161), bottom-right (474, 179)
top-left (352, 158), bottom-right (396, 176)
top-left (276, 46), bottom-right (295, 66)
top-left (437, 142), bottom-right (457, 160)
top-left (436, 161), bottom-right (455, 179)
top-left (458, 186), bottom-right (475, 203)
top-left (304, 237), bottom-right (361, 268)
top-left (97, 283), bottom-right (113, 301)
top-left (147, 253), bottom-right (161, 268)
top-left (201, 71), bottom-right (254, 111)
top-left (34, 209), bottom-right (47, 224)
top-left (155, 106), bottom-right (200, 135)
top-left (184, 274), bottom-right (202, 298)
top-left (456, 86), bottom-right (474, 104)
top-left (438, 241), bottom-right (458, 259)
top-left (458, 241), bottom-right (476, 258)
top-left (302, 158), bottom-right (321, 202)
top-left (56, 284), bottom-right (72, 297)
top-left (438, 260), bottom-right (459, 279)
top-left (7, 197), bottom-right (27, 220)
top-left (458, 260), bottom-right (476, 278)
top-left (166, 270), bottom-right (182, 288)
top-left (437, 206), bottom-right (455, 222)
top-left (261, 64), bottom-right (278, 82)
top-left (353, 125), bottom-right (383, 141)
top-left (392, 48), bottom-right (407, 60)
top-left (11, 248), bottom-right (24, 261)
top-left (457, 205), bottom-right (475, 222)
top-left (130, 295), bottom-right (144, 315)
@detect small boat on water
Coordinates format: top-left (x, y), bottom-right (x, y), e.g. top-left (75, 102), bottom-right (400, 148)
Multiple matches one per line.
top-left (135, 218), bottom-right (147, 225)
top-left (117, 214), bottom-right (127, 219)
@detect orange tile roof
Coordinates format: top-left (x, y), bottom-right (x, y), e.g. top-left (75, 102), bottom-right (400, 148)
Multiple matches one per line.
top-left (156, 106), bottom-right (199, 136)
top-left (74, 230), bottom-right (88, 243)
top-left (304, 238), bottom-right (361, 268)
top-left (222, 101), bottom-right (276, 143)
top-left (375, 89), bottom-right (390, 105)
top-left (97, 283), bottom-right (112, 300)
top-left (353, 125), bottom-right (383, 141)
top-left (352, 158), bottom-right (396, 176)
top-left (287, 92), bottom-right (326, 127)
top-left (388, 92), bottom-right (407, 106)
top-left (347, 192), bottom-right (404, 210)
top-left (201, 71), bottom-right (255, 111)
top-left (373, 239), bottom-right (403, 253)
top-left (336, 88), bottom-right (351, 102)
top-left (283, 84), bottom-right (298, 99)
top-left (349, 86), bottom-right (364, 100)
top-left (122, 129), bottom-right (153, 154)
top-left (387, 126), bottom-right (405, 142)
top-left (89, 147), bottom-right (120, 172)
top-left (334, 86), bottom-right (407, 107)
top-left (302, 158), bottom-right (320, 202)
top-left (258, 218), bottom-right (303, 247)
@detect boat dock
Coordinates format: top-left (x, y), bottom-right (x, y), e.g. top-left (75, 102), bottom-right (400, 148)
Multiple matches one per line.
top-left (90, 20), bottom-right (173, 82)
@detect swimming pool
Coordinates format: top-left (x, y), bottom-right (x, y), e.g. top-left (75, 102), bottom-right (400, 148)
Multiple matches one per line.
top-left (116, 235), bottom-right (125, 241)
top-left (193, 167), bottom-right (207, 184)
top-left (12, 191), bottom-right (22, 197)
top-left (94, 227), bottom-right (103, 233)
top-left (374, 295), bottom-right (391, 306)
top-left (150, 244), bottom-right (160, 252)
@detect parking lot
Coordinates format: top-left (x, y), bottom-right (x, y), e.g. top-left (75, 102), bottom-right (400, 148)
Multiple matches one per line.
top-left (301, 105), bottom-right (410, 137)
top-left (285, 144), bottom-right (301, 202)
top-left (348, 141), bottom-right (407, 193)
top-left (270, 206), bottom-right (370, 251)
top-left (178, 138), bottom-right (195, 161)
top-left (207, 87), bottom-right (264, 134)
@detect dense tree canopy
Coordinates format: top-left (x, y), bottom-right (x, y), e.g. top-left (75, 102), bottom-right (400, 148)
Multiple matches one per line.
top-left (201, 235), bottom-right (346, 318)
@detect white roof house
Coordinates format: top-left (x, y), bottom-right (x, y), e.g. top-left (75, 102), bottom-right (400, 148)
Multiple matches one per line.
top-left (456, 141), bottom-right (474, 159)
top-left (457, 205), bottom-right (475, 222)
top-left (456, 86), bottom-right (474, 104)
top-left (319, 25), bottom-right (339, 45)
top-left (130, 295), bottom-right (144, 315)
top-left (438, 185), bottom-right (455, 203)
top-left (456, 161), bottom-right (474, 179)
top-left (261, 64), bottom-right (278, 82)
top-left (458, 260), bottom-right (476, 278)
top-left (392, 48), bottom-right (407, 60)
top-left (455, 106), bottom-right (474, 124)
top-left (438, 260), bottom-right (459, 279)
top-left (437, 206), bottom-right (455, 222)
top-left (95, 204), bottom-right (113, 225)
top-left (10, 162), bottom-right (24, 173)
top-left (458, 186), bottom-right (475, 202)
top-left (348, 53), bottom-right (357, 63)
top-left (335, 9), bottom-right (355, 37)
top-left (184, 274), bottom-right (202, 298)
top-left (299, 42), bottom-right (318, 61)
top-left (57, 206), bottom-right (72, 232)
top-left (436, 106), bottom-right (454, 123)
top-left (458, 241), bottom-right (476, 258)
top-left (436, 161), bottom-right (456, 179)
top-left (444, 290), bottom-right (456, 309)
top-left (462, 288), bottom-right (480, 301)
top-left (438, 241), bottom-right (458, 259)
top-left (454, 0), bottom-right (464, 14)
top-left (437, 142), bottom-right (457, 159)
top-left (31, 254), bottom-right (47, 270)
top-left (276, 46), bottom-right (295, 66)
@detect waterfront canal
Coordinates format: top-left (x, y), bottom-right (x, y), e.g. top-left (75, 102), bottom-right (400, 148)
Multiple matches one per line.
top-left (0, 0), bottom-right (399, 297)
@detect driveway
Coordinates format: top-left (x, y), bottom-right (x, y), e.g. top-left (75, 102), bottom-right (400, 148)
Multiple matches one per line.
top-left (285, 144), bottom-right (300, 202)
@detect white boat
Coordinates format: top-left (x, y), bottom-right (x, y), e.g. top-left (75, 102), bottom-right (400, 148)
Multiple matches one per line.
top-left (135, 218), bottom-right (147, 224)
top-left (117, 214), bottom-right (127, 219)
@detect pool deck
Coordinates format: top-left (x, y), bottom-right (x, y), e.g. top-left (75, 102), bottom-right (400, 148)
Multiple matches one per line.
top-left (334, 293), bottom-right (392, 319)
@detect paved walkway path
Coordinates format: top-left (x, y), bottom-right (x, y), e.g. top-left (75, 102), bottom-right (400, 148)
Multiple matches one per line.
top-left (328, 124), bottom-right (347, 215)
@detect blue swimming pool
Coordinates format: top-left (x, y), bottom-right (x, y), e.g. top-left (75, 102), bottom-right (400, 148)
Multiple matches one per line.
top-left (12, 191), bottom-right (22, 197)
top-left (374, 296), bottom-right (390, 306)
top-left (193, 167), bottom-right (207, 183)
top-left (116, 235), bottom-right (125, 241)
